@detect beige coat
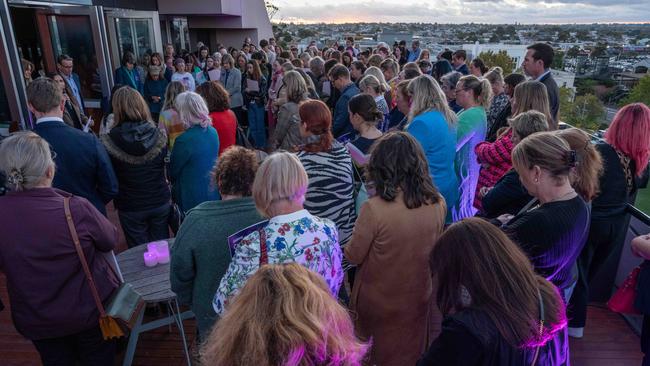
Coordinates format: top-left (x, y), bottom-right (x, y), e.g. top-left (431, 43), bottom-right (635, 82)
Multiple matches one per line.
top-left (345, 193), bottom-right (446, 366)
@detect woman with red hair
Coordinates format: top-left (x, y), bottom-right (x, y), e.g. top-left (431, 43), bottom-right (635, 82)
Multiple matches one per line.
top-left (568, 103), bottom-right (650, 338)
top-left (297, 100), bottom-right (356, 247)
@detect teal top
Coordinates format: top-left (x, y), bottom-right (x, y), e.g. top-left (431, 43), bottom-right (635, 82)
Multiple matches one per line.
top-left (169, 125), bottom-right (220, 212)
top-left (170, 197), bottom-right (263, 339)
top-left (406, 110), bottom-right (458, 222)
top-left (454, 106), bottom-right (487, 221)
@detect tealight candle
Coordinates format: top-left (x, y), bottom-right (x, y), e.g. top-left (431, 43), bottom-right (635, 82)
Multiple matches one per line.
top-left (154, 241), bottom-right (170, 264)
top-left (143, 251), bottom-right (158, 267)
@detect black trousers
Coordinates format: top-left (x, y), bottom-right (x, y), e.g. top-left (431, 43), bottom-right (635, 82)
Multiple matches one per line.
top-left (32, 325), bottom-right (116, 366)
top-left (232, 106), bottom-right (247, 127)
top-left (568, 215), bottom-right (628, 328)
top-left (118, 203), bottom-right (171, 248)
top-left (643, 315), bottom-right (650, 366)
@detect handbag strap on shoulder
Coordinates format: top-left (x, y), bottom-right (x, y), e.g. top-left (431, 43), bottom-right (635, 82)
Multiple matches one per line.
top-left (259, 228), bottom-right (268, 265)
top-left (64, 197), bottom-right (107, 317)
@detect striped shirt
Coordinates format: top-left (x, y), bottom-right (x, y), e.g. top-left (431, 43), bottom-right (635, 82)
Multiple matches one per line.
top-left (297, 142), bottom-right (357, 246)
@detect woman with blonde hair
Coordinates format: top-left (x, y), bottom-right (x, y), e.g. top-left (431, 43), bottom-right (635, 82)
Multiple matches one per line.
top-left (212, 152), bottom-right (343, 315)
top-left (204, 264), bottom-right (366, 365)
top-left (453, 74), bottom-right (492, 220)
top-left (358, 75), bottom-right (389, 129)
top-left (500, 132), bottom-right (591, 302)
top-left (270, 70), bottom-right (308, 150)
top-left (406, 74), bottom-right (458, 222)
top-left (480, 110), bottom-right (549, 218)
top-left (158, 81), bottom-right (186, 150)
top-left (364, 66), bottom-right (392, 110)
top-left (555, 128), bottom-right (603, 202)
top-left (169, 91), bottom-right (220, 212)
top-left (474, 80), bottom-right (552, 212)
top-left (484, 67), bottom-right (509, 131)
top-left (100, 87), bottom-right (170, 247)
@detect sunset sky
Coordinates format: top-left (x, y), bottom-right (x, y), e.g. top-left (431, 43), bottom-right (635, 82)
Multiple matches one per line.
top-left (272, 0), bottom-right (650, 24)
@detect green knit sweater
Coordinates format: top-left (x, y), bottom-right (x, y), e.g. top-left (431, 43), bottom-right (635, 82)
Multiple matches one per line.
top-left (170, 197), bottom-right (263, 339)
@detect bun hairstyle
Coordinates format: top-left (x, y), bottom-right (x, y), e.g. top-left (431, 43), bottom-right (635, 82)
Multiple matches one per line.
top-left (359, 74), bottom-right (387, 95)
top-left (459, 75), bottom-right (493, 110)
top-left (484, 66), bottom-right (504, 86)
top-left (349, 93), bottom-right (383, 126)
top-left (471, 58), bottom-right (489, 74)
top-left (0, 131), bottom-right (55, 192)
top-left (511, 132), bottom-right (578, 182)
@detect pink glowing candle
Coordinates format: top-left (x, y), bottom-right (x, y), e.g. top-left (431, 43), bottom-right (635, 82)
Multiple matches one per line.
top-left (155, 241), bottom-right (170, 264)
top-left (143, 251), bottom-right (158, 267)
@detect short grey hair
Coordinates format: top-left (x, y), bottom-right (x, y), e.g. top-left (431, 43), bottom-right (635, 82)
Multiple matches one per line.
top-left (0, 131), bottom-right (54, 191)
top-left (175, 91), bottom-right (211, 128)
top-left (440, 71), bottom-right (462, 90)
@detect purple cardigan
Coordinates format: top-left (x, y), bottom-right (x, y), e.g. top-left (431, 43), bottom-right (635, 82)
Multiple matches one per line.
top-left (0, 188), bottom-right (119, 340)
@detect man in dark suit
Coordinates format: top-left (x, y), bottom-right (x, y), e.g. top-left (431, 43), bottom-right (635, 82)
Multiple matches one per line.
top-left (523, 43), bottom-right (560, 127)
top-left (57, 54), bottom-right (84, 111)
top-left (29, 78), bottom-right (118, 215)
top-left (452, 49), bottom-right (470, 75)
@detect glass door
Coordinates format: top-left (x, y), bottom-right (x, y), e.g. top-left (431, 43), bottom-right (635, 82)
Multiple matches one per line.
top-left (105, 9), bottom-right (161, 74)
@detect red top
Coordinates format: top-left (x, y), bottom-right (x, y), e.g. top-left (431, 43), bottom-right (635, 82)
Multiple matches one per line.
top-left (209, 110), bottom-right (237, 155)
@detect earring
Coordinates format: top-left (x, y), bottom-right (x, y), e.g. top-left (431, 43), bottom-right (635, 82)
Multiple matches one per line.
top-left (535, 178), bottom-right (539, 183)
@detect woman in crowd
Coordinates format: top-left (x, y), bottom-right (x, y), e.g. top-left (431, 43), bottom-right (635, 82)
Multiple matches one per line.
top-left (158, 81), bottom-right (186, 150)
top-left (406, 75), bottom-right (458, 222)
top-left (294, 68), bottom-right (319, 100)
top-left (350, 60), bottom-right (367, 84)
top-left (367, 54), bottom-right (383, 68)
top-left (270, 70), bottom-right (308, 151)
top-left (236, 54), bottom-right (248, 75)
top-left (48, 73), bottom-right (87, 130)
top-left (114, 51), bottom-right (144, 95)
top-left (203, 264), bottom-right (367, 365)
top-left (569, 103), bottom-right (650, 338)
top-left (342, 52), bottom-right (353, 68)
top-left (196, 56), bottom-right (218, 85)
top-left (220, 54), bottom-right (244, 125)
top-left (390, 79), bottom-right (411, 130)
top-left (453, 74), bottom-right (491, 220)
top-left (485, 67), bottom-right (509, 133)
top-left (500, 132), bottom-right (591, 301)
top-left (346, 132), bottom-right (446, 366)
top-left (486, 73), bottom-right (527, 142)
top-left (143, 65), bottom-right (169, 121)
top-left (22, 58), bottom-right (34, 85)
top-left (267, 57), bottom-right (287, 128)
top-left (296, 100), bottom-right (357, 246)
top-left (244, 59), bottom-right (268, 149)
top-left (418, 218), bottom-right (568, 365)
top-left (469, 58), bottom-right (488, 77)
top-left (432, 59), bottom-right (453, 83)
top-left (171, 58), bottom-right (196, 92)
top-left (212, 152), bottom-right (343, 314)
top-left (347, 93), bottom-right (384, 155)
top-left (364, 66), bottom-right (392, 107)
top-left (196, 81), bottom-right (237, 155)
top-left (358, 75), bottom-right (389, 130)
top-left (440, 71), bottom-right (463, 113)
top-left (169, 91), bottom-right (220, 212)
top-left (171, 146), bottom-right (263, 340)
top-left (474, 80), bottom-right (552, 212)
top-left (556, 128), bottom-right (603, 202)
top-left (99, 87), bottom-right (170, 247)
top-left (0, 132), bottom-right (119, 365)
top-left (185, 54), bottom-right (202, 77)
top-left (480, 111), bottom-right (549, 218)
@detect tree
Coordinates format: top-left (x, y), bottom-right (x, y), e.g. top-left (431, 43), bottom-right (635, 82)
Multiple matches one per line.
top-left (478, 50), bottom-right (514, 75)
top-left (621, 75), bottom-right (650, 107)
top-left (297, 29), bottom-right (316, 39)
top-left (552, 50), bottom-right (565, 70)
top-left (567, 45), bottom-right (580, 58)
top-left (560, 89), bottom-right (606, 131)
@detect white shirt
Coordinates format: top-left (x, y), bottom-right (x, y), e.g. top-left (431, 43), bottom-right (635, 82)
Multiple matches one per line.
top-left (536, 69), bottom-right (552, 82)
top-left (171, 72), bottom-right (196, 92)
top-left (36, 116), bottom-right (65, 125)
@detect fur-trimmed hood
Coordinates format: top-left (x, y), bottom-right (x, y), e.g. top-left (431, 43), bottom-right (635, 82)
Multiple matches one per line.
top-left (101, 121), bottom-right (167, 165)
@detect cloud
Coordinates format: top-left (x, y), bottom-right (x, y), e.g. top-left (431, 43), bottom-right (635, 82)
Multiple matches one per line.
top-left (273, 0), bottom-right (650, 23)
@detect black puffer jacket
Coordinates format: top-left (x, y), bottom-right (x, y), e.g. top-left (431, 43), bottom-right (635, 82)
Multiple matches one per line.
top-left (101, 121), bottom-right (170, 212)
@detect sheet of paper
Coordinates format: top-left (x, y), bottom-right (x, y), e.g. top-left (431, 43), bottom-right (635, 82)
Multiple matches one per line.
top-left (227, 220), bottom-right (269, 258)
top-left (247, 79), bottom-right (260, 92)
top-left (208, 69), bottom-right (221, 82)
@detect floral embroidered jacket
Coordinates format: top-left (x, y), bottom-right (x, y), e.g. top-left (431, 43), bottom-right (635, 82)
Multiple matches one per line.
top-left (213, 209), bottom-right (343, 315)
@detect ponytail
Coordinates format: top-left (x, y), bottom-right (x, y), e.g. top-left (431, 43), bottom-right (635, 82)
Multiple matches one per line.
top-left (349, 93), bottom-right (383, 126)
top-left (478, 78), bottom-right (493, 109)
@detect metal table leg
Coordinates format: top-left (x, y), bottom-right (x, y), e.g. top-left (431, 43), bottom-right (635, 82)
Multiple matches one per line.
top-left (169, 298), bottom-right (192, 366)
top-left (122, 307), bottom-right (145, 366)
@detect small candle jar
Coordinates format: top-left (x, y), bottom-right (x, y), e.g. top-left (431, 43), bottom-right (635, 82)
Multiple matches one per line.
top-left (143, 251), bottom-right (158, 267)
top-left (156, 249), bottom-right (170, 264)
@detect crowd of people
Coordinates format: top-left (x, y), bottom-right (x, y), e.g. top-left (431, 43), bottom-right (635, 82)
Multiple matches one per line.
top-left (2, 35), bottom-right (650, 366)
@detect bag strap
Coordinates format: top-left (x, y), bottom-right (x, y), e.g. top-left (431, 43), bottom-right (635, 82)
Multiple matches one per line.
top-left (259, 228), bottom-right (268, 265)
top-left (64, 197), bottom-right (107, 317)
